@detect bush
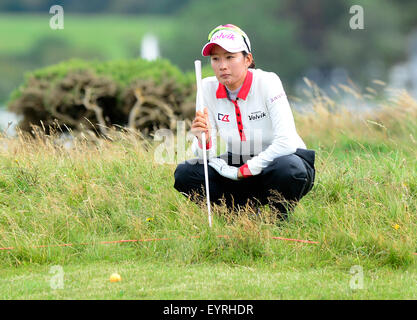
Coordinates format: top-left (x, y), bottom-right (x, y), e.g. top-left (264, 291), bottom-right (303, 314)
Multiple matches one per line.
top-left (8, 58), bottom-right (197, 138)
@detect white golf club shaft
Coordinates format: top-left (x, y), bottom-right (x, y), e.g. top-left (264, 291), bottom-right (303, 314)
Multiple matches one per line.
top-left (194, 60), bottom-right (212, 228)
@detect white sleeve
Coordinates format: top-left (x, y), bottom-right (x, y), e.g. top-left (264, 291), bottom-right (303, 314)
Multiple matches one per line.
top-left (246, 73), bottom-right (305, 175)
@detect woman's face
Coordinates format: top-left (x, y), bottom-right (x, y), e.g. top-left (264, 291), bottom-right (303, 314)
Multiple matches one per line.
top-left (210, 45), bottom-right (252, 91)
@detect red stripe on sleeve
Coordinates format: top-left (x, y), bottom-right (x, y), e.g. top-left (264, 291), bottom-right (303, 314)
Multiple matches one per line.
top-left (239, 163), bottom-right (252, 177)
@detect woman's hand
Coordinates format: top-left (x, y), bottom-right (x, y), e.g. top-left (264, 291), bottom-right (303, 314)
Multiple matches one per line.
top-left (191, 107), bottom-right (212, 143)
top-left (208, 158), bottom-right (246, 181)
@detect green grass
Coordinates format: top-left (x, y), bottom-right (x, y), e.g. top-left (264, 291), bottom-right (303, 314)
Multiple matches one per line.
top-left (1, 261), bottom-right (416, 299)
top-left (0, 87), bottom-right (416, 299)
top-left (0, 13), bottom-right (175, 59)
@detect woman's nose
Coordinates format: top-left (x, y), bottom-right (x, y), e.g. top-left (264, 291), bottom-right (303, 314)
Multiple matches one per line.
top-left (219, 60), bottom-right (227, 70)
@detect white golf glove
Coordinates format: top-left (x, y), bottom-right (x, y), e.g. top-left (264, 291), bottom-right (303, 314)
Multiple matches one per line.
top-left (208, 158), bottom-right (239, 181)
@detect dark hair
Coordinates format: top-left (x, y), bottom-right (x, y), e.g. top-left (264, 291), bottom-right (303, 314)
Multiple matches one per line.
top-left (242, 51), bottom-right (255, 68)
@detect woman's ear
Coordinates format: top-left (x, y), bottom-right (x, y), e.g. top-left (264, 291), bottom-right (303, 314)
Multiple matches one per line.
top-left (245, 53), bottom-right (253, 68)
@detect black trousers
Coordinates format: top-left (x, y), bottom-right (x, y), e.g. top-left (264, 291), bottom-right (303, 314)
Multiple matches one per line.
top-left (174, 148), bottom-right (315, 218)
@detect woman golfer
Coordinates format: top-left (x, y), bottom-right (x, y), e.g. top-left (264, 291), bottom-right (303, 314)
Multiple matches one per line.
top-left (174, 24), bottom-right (315, 219)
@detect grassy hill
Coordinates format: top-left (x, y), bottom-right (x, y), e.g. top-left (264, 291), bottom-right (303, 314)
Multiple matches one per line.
top-left (0, 14), bottom-right (177, 103)
top-left (0, 14), bottom-right (175, 58)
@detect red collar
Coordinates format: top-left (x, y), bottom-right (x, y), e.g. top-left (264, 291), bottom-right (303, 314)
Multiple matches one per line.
top-left (216, 70), bottom-right (253, 100)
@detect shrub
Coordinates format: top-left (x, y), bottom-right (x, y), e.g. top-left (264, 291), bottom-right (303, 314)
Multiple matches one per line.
top-left (8, 58), bottom-right (196, 138)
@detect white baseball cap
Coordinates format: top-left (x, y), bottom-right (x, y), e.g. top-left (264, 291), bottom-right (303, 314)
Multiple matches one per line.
top-left (201, 24), bottom-right (251, 57)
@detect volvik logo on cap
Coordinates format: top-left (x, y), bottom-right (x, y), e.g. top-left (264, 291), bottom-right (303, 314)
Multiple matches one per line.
top-left (211, 32), bottom-right (236, 42)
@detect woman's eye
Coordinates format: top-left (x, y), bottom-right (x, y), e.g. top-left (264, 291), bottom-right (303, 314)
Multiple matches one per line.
top-left (227, 56), bottom-right (234, 59)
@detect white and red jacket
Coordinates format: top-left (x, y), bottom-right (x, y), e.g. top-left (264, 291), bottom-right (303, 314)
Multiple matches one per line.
top-left (191, 68), bottom-right (306, 177)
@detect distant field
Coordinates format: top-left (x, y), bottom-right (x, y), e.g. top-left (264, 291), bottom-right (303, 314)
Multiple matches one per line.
top-left (0, 13), bottom-right (175, 59)
top-left (0, 14), bottom-right (178, 103)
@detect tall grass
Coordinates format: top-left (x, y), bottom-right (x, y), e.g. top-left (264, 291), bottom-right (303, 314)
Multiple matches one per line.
top-left (0, 81), bottom-right (416, 272)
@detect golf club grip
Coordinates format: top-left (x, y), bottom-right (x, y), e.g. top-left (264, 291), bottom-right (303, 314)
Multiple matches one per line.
top-left (194, 60), bottom-right (204, 112)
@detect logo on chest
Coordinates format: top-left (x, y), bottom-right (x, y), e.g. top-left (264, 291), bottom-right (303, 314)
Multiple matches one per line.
top-left (248, 111), bottom-right (267, 121)
top-left (217, 113), bottom-right (230, 122)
